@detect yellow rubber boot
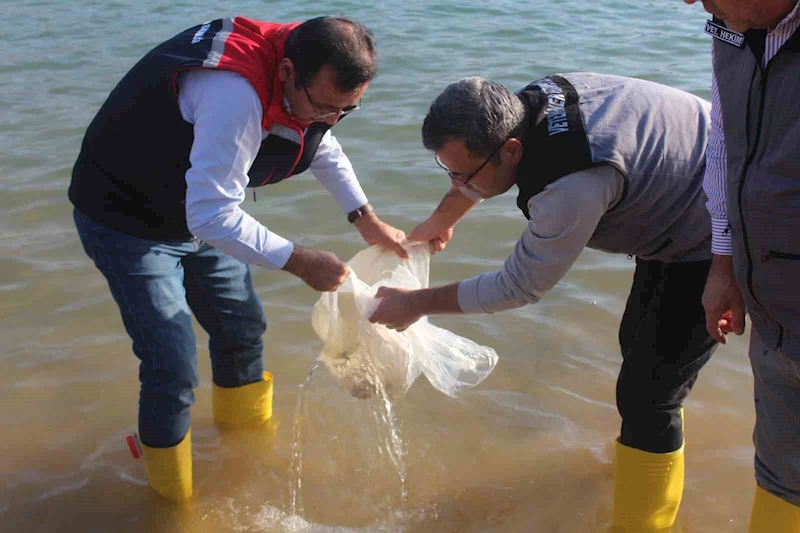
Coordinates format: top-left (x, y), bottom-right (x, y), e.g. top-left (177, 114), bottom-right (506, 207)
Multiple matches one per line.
top-left (141, 429), bottom-right (193, 502)
top-left (612, 440), bottom-right (685, 532)
top-left (212, 372), bottom-right (273, 428)
top-left (749, 486), bottom-right (800, 533)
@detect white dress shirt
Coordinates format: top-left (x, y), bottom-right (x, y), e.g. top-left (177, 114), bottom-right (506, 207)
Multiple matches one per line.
top-left (177, 68), bottom-right (369, 269)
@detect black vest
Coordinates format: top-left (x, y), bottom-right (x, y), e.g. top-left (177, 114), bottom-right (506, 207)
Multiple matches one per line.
top-left (69, 20), bottom-right (331, 242)
top-left (711, 16), bottom-right (800, 357)
top-left (514, 75), bottom-right (595, 219)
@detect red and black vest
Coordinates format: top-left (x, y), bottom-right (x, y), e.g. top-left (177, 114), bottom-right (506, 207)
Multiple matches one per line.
top-left (69, 18), bottom-right (332, 241)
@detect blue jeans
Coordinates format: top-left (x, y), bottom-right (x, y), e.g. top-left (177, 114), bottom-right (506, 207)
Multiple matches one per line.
top-left (73, 209), bottom-right (267, 448)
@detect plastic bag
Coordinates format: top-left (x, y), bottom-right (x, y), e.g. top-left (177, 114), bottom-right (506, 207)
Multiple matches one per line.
top-left (311, 244), bottom-right (499, 399)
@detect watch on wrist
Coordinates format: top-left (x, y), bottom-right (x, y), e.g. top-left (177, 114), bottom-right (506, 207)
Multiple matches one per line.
top-left (347, 202), bottom-right (374, 223)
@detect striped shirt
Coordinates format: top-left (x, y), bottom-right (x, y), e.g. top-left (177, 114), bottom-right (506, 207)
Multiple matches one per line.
top-left (704, 2), bottom-right (800, 255)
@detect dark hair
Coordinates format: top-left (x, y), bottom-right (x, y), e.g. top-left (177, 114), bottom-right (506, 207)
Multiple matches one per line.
top-left (422, 77), bottom-right (526, 159)
top-left (285, 16), bottom-right (377, 92)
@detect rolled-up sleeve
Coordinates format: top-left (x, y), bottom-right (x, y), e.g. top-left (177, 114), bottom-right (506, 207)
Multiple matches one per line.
top-left (458, 166), bottom-right (624, 314)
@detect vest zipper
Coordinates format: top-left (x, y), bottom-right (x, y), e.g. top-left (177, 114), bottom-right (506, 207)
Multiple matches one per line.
top-left (738, 61), bottom-right (784, 348)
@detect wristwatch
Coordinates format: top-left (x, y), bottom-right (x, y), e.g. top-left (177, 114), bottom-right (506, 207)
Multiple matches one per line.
top-left (347, 202), bottom-right (374, 223)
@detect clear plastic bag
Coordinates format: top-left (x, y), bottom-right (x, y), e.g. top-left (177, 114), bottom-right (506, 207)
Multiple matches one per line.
top-left (311, 244), bottom-right (499, 399)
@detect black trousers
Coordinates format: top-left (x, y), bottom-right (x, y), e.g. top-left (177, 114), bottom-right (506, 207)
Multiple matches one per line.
top-left (617, 258), bottom-right (718, 453)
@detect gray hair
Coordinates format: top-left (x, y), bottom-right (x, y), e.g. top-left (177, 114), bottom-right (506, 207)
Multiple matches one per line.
top-left (422, 77), bottom-right (526, 158)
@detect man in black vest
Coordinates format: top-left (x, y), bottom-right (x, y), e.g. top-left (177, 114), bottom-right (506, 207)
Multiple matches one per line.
top-left (685, 1), bottom-right (800, 531)
top-left (370, 73), bottom-right (718, 531)
top-left (69, 16), bottom-right (406, 501)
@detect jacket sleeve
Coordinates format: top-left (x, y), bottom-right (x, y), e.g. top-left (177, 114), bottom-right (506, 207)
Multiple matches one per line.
top-left (457, 165), bottom-right (625, 314)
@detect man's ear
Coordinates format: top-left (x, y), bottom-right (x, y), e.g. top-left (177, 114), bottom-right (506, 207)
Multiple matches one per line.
top-left (505, 138), bottom-right (524, 166)
top-left (278, 57), bottom-right (293, 83)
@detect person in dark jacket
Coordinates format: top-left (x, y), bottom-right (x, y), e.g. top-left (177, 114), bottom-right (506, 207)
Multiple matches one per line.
top-left (684, 1), bottom-right (800, 531)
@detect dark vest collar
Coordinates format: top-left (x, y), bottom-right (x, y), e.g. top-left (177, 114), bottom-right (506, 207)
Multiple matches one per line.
top-left (514, 75), bottom-right (593, 218)
top-left (711, 15), bottom-right (800, 63)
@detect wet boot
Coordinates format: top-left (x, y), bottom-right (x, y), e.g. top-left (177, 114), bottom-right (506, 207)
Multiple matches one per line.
top-left (612, 440), bottom-right (685, 532)
top-left (212, 372), bottom-right (273, 428)
top-left (141, 429), bottom-right (193, 502)
top-left (748, 486), bottom-right (800, 533)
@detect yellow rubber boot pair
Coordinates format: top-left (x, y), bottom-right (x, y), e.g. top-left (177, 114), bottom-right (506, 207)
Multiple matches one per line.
top-left (141, 430), bottom-right (193, 502)
top-left (749, 486), bottom-right (800, 533)
top-left (612, 440), bottom-right (685, 532)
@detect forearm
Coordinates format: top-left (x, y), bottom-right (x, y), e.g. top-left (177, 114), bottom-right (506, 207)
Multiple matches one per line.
top-left (710, 253), bottom-right (734, 271)
top-left (411, 283), bottom-right (463, 316)
top-left (429, 186), bottom-right (480, 227)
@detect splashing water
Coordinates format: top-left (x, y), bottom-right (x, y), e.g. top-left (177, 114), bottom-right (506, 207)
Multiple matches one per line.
top-left (371, 372), bottom-right (408, 507)
top-left (289, 359), bottom-right (408, 522)
top-left (290, 362), bottom-right (319, 517)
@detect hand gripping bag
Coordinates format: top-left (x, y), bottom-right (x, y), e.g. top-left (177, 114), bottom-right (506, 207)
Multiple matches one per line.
top-left (311, 244), bottom-right (499, 399)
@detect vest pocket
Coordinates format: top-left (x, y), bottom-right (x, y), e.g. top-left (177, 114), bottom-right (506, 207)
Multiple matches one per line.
top-left (762, 250), bottom-right (800, 263)
top-left (650, 237), bottom-right (674, 256)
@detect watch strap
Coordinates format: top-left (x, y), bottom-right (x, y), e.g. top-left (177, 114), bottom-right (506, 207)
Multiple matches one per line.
top-left (347, 203), bottom-right (374, 223)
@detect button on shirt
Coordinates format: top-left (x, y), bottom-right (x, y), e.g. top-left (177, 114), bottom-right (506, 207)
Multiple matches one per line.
top-left (177, 68), bottom-right (368, 269)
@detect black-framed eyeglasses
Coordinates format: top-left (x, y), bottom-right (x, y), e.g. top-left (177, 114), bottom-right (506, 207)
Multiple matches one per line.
top-left (301, 80), bottom-right (362, 121)
top-left (435, 140), bottom-right (507, 188)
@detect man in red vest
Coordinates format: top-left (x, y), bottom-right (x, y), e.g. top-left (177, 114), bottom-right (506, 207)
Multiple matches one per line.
top-left (69, 16), bottom-right (406, 501)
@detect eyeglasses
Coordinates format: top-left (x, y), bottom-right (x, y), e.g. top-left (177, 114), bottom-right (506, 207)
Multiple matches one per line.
top-left (301, 80), bottom-right (362, 121)
top-left (435, 140), bottom-right (507, 188)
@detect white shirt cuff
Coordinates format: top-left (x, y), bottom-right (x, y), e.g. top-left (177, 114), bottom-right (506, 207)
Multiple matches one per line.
top-left (259, 234), bottom-right (295, 270)
top-left (711, 217), bottom-right (732, 255)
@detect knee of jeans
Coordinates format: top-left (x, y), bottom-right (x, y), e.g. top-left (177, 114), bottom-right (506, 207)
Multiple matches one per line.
top-left (243, 311), bottom-right (267, 341)
top-left (222, 308), bottom-right (267, 347)
top-left (139, 355), bottom-right (200, 395)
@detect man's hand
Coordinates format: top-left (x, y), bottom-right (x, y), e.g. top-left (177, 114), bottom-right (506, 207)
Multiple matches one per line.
top-left (282, 245), bottom-right (350, 292)
top-left (368, 286), bottom-right (424, 331)
top-left (354, 211), bottom-right (408, 259)
top-left (408, 185), bottom-right (478, 254)
top-left (408, 215), bottom-right (454, 255)
top-left (702, 254), bottom-right (746, 344)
